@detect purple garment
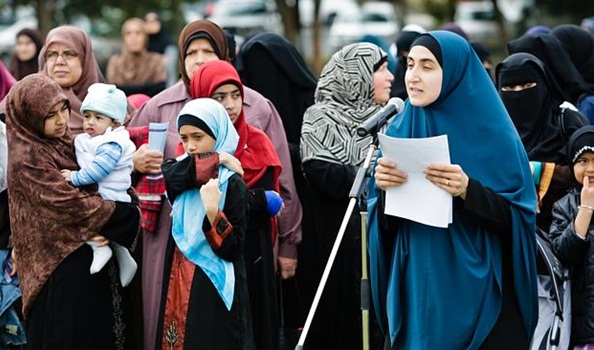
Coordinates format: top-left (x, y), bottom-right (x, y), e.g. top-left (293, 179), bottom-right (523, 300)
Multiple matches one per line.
top-left (243, 86), bottom-right (302, 260)
top-left (0, 61), bottom-right (16, 101)
top-left (440, 23), bottom-right (469, 40)
top-left (525, 25), bottom-right (551, 36)
top-left (127, 81), bottom-right (188, 350)
top-left (575, 344), bottom-right (594, 350)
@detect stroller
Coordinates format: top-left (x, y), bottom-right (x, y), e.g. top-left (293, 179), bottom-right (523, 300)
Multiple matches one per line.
top-left (531, 227), bottom-right (571, 350)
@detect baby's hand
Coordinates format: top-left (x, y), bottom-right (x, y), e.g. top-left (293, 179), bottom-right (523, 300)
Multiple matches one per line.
top-left (60, 169), bottom-right (72, 182)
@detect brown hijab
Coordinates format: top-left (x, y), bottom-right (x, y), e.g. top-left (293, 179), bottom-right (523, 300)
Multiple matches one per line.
top-left (6, 74), bottom-right (115, 319)
top-left (177, 19), bottom-right (230, 88)
top-left (106, 18), bottom-right (167, 86)
top-left (39, 26), bottom-right (102, 135)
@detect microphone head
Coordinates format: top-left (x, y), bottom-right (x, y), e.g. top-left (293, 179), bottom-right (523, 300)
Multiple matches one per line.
top-left (387, 97), bottom-right (405, 113)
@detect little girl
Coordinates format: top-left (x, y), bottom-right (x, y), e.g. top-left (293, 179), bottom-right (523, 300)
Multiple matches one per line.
top-left (550, 125), bottom-right (594, 349)
top-left (158, 98), bottom-right (254, 349)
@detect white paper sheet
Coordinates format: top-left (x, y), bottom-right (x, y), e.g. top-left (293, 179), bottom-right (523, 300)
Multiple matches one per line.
top-left (377, 133), bottom-right (453, 228)
top-left (147, 122), bottom-right (169, 180)
top-left (148, 122), bottom-right (169, 152)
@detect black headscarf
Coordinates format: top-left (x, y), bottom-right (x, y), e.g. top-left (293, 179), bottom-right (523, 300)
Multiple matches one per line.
top-left (391, 29), bottom-right (423, 99)
top-left (145, 13), bottom-right (174, 54)
top-left (236, 32), bottom-right (316, 149)
top-left (568, 125), bottom-right (594, 168)
top-left (508, 34), bottom-right (594, 104)
top-left (497, 53), bottom-right (588, 163)
top-left (551, 24), bottom-right (594, 85)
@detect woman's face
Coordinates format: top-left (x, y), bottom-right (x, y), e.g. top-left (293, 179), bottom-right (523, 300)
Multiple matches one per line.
top-left (211, 83), bottom-right (242, 124)
top-left (184, 38), bottom-right (219, 80)
top-left (405, 45), bottom-right (443, 107)
top-left (123, 21), bottom-right (146, 53)
top-left (179, 124), bottom-right (216, 155)
top-left (44, 43), bottom-right (83, 88)
top-left (373, 61), bottom-right (394, 104)
top-left (44, 101), bottom-right (70, 138)
top-left (14, 34), bottom-right (37, 61)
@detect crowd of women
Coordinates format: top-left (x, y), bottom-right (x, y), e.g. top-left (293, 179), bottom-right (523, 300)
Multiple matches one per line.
top-left (0, 10), bottom-right (593, 350)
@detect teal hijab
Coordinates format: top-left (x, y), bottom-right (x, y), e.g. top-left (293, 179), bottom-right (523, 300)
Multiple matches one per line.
top-left (367, 31), bottom-right (538, 348)
top-left (171, 98), bottom-right (240, 311)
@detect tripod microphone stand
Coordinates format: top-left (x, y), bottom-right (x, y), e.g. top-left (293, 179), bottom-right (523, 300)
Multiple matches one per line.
top-left (295, 138), bottom-right (378, 350)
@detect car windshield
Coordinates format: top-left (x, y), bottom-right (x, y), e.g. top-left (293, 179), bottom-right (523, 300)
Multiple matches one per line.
top-left (457, 8), bottom-right (495, 21)
top-left (213, 1), bottom-right (267, 16)
top-left (363, 12), bottom-right (389, 22)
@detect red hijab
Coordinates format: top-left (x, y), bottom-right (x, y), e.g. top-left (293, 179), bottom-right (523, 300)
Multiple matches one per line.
top-left (189, 60), bottom-right (281, 190)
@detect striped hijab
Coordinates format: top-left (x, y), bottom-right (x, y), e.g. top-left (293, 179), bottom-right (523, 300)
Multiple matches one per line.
top-left (300, 42), bottom-right (385, 166)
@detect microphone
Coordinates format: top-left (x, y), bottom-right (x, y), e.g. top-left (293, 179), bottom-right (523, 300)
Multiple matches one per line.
top-left (357, 97), bottom-right (405, 137)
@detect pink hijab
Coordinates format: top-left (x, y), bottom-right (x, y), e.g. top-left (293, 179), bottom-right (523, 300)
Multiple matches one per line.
top-left (0, 61), bottom-right (16, 101)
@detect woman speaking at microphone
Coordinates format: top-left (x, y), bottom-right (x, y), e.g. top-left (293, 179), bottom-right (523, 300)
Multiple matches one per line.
top-left (299, 42), bottom-right (393, 349)
top-left (368, 31), bottom-right (538, 349)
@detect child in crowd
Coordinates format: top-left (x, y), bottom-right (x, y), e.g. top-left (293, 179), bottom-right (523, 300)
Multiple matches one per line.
top-left (549, 125), bottom-right (594, 349)
top-left (159, 98), bottom-right (254, 349)
top-left (61, 83), bottom-right (137, 286)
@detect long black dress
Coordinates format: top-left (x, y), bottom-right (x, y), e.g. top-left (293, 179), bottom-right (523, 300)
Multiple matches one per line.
top-left (243, 168), bottom-right (279, 350)
top-left (157, 156), bottom-right (254, 350)
top-left (26, 202), bottom-right (141, 350)
top-left (300, 159), bottom-right (363, 350)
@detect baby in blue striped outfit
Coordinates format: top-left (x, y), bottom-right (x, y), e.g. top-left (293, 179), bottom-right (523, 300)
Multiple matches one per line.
top-left (60, 83), bottom-right (137, 287)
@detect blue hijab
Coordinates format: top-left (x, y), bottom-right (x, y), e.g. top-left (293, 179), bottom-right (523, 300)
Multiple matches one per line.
top-left (367, 31), bottom-right (537, 349)
top-left (171, 98), bottom-right (240, 311)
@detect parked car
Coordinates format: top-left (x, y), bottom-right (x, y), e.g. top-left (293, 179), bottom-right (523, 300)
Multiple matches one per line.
top-left (207, 0), bottom-right (282, 37)
top-left (454, 1), bottom-right (500, 46)
top-left (328, 1), bottom-right (400, 52)
top-left (298, 0), bottom-right (359, 27)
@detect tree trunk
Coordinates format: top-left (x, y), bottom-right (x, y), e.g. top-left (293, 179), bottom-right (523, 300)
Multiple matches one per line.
top-left (311, 0), bottom-right (322, 76)
top-left (35, 0), bottom-right (56, 36)
top-left (275, 0), bottom-right (298, 44)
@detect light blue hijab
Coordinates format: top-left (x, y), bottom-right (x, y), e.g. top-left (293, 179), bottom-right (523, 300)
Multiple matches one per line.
top-left (367, 31), bottom-right (538, 349)
top-left (171, 98), bottom-right (240, 311)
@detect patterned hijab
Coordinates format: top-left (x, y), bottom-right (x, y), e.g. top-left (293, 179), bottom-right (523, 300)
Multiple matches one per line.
top-left (368, 31), bottom-right (537, 348)
top-left (39, 26), bottom-right (103, 135)
top-left (177, 19), bottom-right (230, 89)
top-left (300, 42), bottom-right (386, 166)
top-left (171, 98), bottom-right (239, 310)
top-left (496, 52), bottom-right (580, 163)
top-left (190, 60), bottom-right (281, 189)
top-left (5, 74), bottom-right (115, 318)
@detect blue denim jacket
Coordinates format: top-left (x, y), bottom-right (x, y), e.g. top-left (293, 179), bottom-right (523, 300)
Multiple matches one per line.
top-left (0, 249), bottom-right (26, 347)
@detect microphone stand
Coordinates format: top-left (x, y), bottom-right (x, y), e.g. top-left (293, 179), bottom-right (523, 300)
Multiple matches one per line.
top-left (295, 136), bottom-right (379, 350)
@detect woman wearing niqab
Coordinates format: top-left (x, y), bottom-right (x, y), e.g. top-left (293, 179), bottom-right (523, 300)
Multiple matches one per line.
top-left (496, 52), bottom-right (589, 230)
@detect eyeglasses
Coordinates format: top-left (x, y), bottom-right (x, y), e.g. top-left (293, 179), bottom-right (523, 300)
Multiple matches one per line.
top-left (45, 50), bottom-right (78, 62)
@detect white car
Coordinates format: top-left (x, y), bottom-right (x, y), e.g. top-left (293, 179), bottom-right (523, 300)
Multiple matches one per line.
top-left (208, 0), bottom-right (283, 37)
top-left (298, 0), bottom-right (359, 27)
top-left (454, 1), bottom-right (500, 45)
top-left (328, 2), bottom-right (400, 51)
